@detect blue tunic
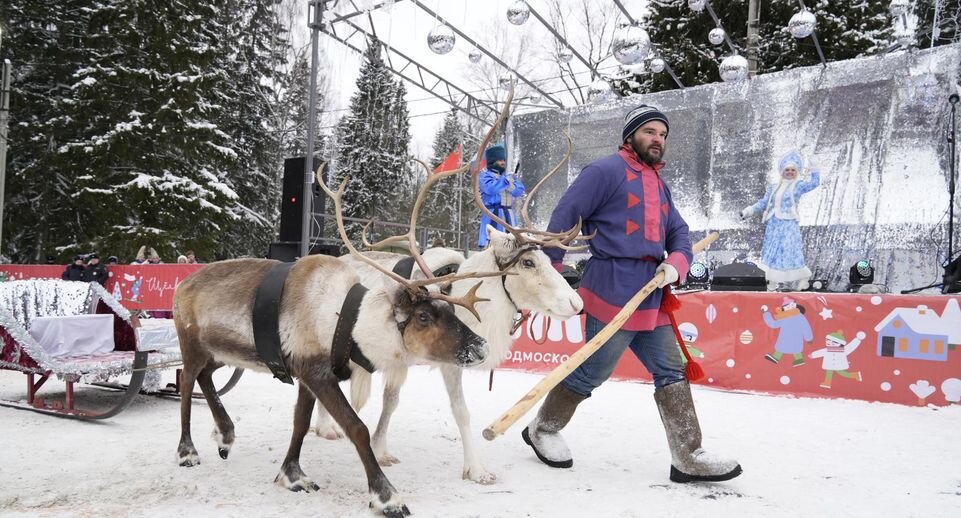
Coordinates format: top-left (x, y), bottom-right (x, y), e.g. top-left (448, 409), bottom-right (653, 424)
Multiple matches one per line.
top-left (544, 145), bottom-right (691, 331)
top-left (477, 167), bottom-right (526, 247)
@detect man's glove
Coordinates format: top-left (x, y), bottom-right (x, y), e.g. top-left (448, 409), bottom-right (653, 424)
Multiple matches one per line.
top-left (655, 263), bottom-right (679, 288)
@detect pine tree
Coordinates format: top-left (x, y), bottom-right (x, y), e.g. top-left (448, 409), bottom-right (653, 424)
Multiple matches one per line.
top-left (334, 39), bottom-right (412, 240)
top-left (216, 0), bottom-right (291, 259)
top-left (1, 0), bottom-right (95, 262)
top-left (615, 0), bottom-right (902, 95)
top-left (419, 110), bottom-right (464, 241)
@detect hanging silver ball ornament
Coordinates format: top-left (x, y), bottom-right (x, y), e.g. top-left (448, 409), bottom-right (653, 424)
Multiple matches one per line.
top-left (507, 1), bottom-right (531, 26)
top-left (788, 9), bottom-right (817, 39)
top-left (499, 75), bottom-right (514, 90)
top-left (649, 58), bottom-right (666, 74)
top-left (889, 0), bottom-right (912, 17)
top-left (688, 0), bottom-right (707, 13)
top-left (719, 54), bottom-right (749, 82)
top-left (427, 24), bottom-right (456, 55)
top-left (708, 27), bottom-right (726, 46)
top-left (587, 78), bottom-right (613, 102)
top-left (612, 24), bottom-right (651, 65)
top-left (557, 47), bottom-right (574, 64)
top-left (468, 47), bottom-right (482, 64)
top-left (895, 28), bottom-right (915, 47)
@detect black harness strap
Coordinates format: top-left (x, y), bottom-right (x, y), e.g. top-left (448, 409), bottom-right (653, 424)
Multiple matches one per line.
top-left (331, 283), bottom-right (375, 381)
top-left (252, 262), bottom-right (295, 385)
top-left (392, 256), bottom-right (416, 278)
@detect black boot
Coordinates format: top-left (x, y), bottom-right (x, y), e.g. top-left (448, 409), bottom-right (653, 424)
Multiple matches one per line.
top-left (654, 381), bottom-right (742, 483)
top-left (522, 384), bottom-right (588, 468)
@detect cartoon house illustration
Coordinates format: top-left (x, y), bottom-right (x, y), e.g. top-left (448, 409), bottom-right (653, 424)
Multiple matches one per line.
top-left (874, 303), bottom-right (958, 362)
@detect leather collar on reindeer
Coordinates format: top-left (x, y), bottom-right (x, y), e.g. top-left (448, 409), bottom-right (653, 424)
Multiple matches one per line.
top-left (252, 262), bottom-right (296, 385)
top-left (331, 283), bottom-right (376, 380)
top-left (391, 256), bottom-right (461, 279)
top-left (496, 243), bottom-right (541, 310)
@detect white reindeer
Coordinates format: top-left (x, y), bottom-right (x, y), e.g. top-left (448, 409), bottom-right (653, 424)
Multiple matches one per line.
top-left (312, 83), bottom-right (589, 484)
top-left (173, 166), bottom-right (502, 517)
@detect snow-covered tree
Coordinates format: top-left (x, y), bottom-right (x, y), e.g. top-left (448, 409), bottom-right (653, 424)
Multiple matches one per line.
top-left (616, 0), bottom-right (898, 95)
top-left (1, 1), bottom-right (94, 262)
top-left (334, 39), bottom-right (411, 239)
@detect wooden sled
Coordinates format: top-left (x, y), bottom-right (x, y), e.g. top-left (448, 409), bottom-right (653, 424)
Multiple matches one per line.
top-left (0, 279), bottom-right (242, 419)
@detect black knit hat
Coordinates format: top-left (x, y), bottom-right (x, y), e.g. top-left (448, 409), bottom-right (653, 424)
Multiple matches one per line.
top-left (622, 104), bottom-right (669, 142)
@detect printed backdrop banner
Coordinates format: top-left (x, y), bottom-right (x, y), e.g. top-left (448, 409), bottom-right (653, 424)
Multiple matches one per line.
top-left (0, 265), bottom-right (202, 310)
top-left (502, 291), bottom-right (961, 407)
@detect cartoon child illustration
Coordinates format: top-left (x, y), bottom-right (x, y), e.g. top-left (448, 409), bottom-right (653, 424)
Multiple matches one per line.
top-left (762, 297), bottom-right (812, 367)
top-left (809, 330), bottom-right (864, 389)
top-left (678, 322), bottom-right (704, 359)
top-left (130, 277), bottom-right (144, 303)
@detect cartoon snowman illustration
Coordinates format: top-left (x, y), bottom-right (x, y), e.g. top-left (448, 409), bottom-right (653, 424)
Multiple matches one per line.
top-left (809, 330), bottom-right (865, 389)
top-left (678, 322), bottom-right (704, 359)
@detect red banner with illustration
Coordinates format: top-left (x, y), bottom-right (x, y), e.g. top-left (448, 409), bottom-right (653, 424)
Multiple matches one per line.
top-left (502, 291), bottom-right (961, 407)
top-left (0, 265), bottom-right (202, 311)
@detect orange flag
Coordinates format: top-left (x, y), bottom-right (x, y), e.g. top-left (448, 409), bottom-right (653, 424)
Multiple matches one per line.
top-left (433, 144), bottom-right (463, 174)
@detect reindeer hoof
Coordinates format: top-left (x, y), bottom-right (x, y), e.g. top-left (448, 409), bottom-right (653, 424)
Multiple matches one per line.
top-left (218, 447), bottom-right (229, 460)
top-left (382, 504), bottom-right (411, 517)
top-left (275, 467), bottom-right (320, 493)
top-left (312, 426), bottom-right (344, 440)
top-left (463, 467), bottom-right (497, 485)
top-left (377, 454), bottom-right (401, 467)
top-left (178, 452), bottom-right (200, 467)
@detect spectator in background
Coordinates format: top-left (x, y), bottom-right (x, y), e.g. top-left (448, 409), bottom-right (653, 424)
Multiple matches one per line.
top-left (185, 250), bottom-right (200, 264)
top-left (177, 255), bottom-right (188, 264)
top-left (107, 256), bottom-right (119, 265)
top-left (61, 255), bottom-right (85, 281)
top-left (477, 143), bottom-right (526, 248)
top-left (132, 246), bottom-right (148, 264)
top-left (82, 253), bottom-right (109, 286)
top-left (45, 255), bottom-right (57, 265)
top-left (146, 247), bottom-right (163, 264)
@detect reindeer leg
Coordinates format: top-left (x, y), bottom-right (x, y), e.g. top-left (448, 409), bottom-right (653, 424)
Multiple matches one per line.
top-left (275, 381), bottom-right (321, 492)
top-left (371, 366), bottom-right (407, 466)
top-left (177, 357), bottom-right (207, 467)
top-left (196, 363), bottom-right (235, 460)
top-left (305, 373), bottom-right (410, 518)
top-left (440, 364), bottom-right (495, 484)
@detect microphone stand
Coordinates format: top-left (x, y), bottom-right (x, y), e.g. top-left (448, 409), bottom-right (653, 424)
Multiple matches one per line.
top-left (902, 93), bottom-right (959, 294)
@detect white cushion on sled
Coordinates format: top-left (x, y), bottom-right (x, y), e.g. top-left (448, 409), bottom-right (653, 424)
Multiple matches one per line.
top-left (136, 318), bottom-right (180, 351)
top-left (28, 314), bottom-right (115, 358)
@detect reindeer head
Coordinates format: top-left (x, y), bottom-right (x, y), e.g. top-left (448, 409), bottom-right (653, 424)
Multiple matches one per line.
top-left (390, 288), bottom-right (488, 367)
top-left (485, 226), bottom-right (583, 319)
top-left (316, 164), bottom-right (507, 369)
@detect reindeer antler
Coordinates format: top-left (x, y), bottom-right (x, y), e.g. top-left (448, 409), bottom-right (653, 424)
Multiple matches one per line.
top-left (470, 81), bottom-right (591, 250)
top-left (315, 163), bottom-right (504, 321)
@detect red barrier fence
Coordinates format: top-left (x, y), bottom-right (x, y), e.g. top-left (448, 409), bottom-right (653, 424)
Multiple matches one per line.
top-left (503, 291), bottom-right (961, 407)
top-left (0, 265), bottom-right (202, 311)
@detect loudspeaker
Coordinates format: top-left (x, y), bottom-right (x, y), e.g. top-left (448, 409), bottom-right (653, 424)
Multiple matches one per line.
top-left (268, 242), bottom-right (342, 263)
top-left (280, 157), bottom-right (325, 242)
top-left (711, 262), bottom-right (767, 291)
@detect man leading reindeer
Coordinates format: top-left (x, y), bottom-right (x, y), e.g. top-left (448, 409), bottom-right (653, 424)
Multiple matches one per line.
top-left (522, 104), bottom-right (742, 483)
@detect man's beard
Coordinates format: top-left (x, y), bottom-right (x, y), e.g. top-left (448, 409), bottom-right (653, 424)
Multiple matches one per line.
top-left (631, 141), bottom-right (664, 166)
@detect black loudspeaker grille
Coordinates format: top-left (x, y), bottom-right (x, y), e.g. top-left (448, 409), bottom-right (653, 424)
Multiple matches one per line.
top-left (280, 157), bottom-right (325, 242)
top-left (711, 262), bottom-right (767, 291)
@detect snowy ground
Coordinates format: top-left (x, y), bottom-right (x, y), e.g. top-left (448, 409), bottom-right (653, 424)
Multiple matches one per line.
top-left (0, 366), bottom-right (959, 518)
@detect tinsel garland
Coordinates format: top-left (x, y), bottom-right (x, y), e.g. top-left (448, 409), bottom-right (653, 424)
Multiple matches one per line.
top-left (0, 280), bottom-right (180, 384)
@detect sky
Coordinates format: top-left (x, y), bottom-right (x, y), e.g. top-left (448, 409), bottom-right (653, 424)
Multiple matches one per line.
top-left (291, 0), bottom-right (650, 158)
top-left (1, 365), bottom-right (958, 517)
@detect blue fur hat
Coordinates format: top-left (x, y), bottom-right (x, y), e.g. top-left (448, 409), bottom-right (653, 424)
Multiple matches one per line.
top-left (484, 144), bottom-right (507, 164)
top-left (778, 150), bottom-right (804, 173)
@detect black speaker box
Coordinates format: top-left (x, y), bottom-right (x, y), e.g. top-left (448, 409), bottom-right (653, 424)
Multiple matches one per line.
top-left (711, 262), bottom-right (767, 291)
top-left (268, 242), bottom-right (342, 263)
top-left (280, 157), bottom-right (325, 242)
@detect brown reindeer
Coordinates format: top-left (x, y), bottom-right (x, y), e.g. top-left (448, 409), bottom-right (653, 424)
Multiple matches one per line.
top-left (173, 166), bottom-right (501, 517)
